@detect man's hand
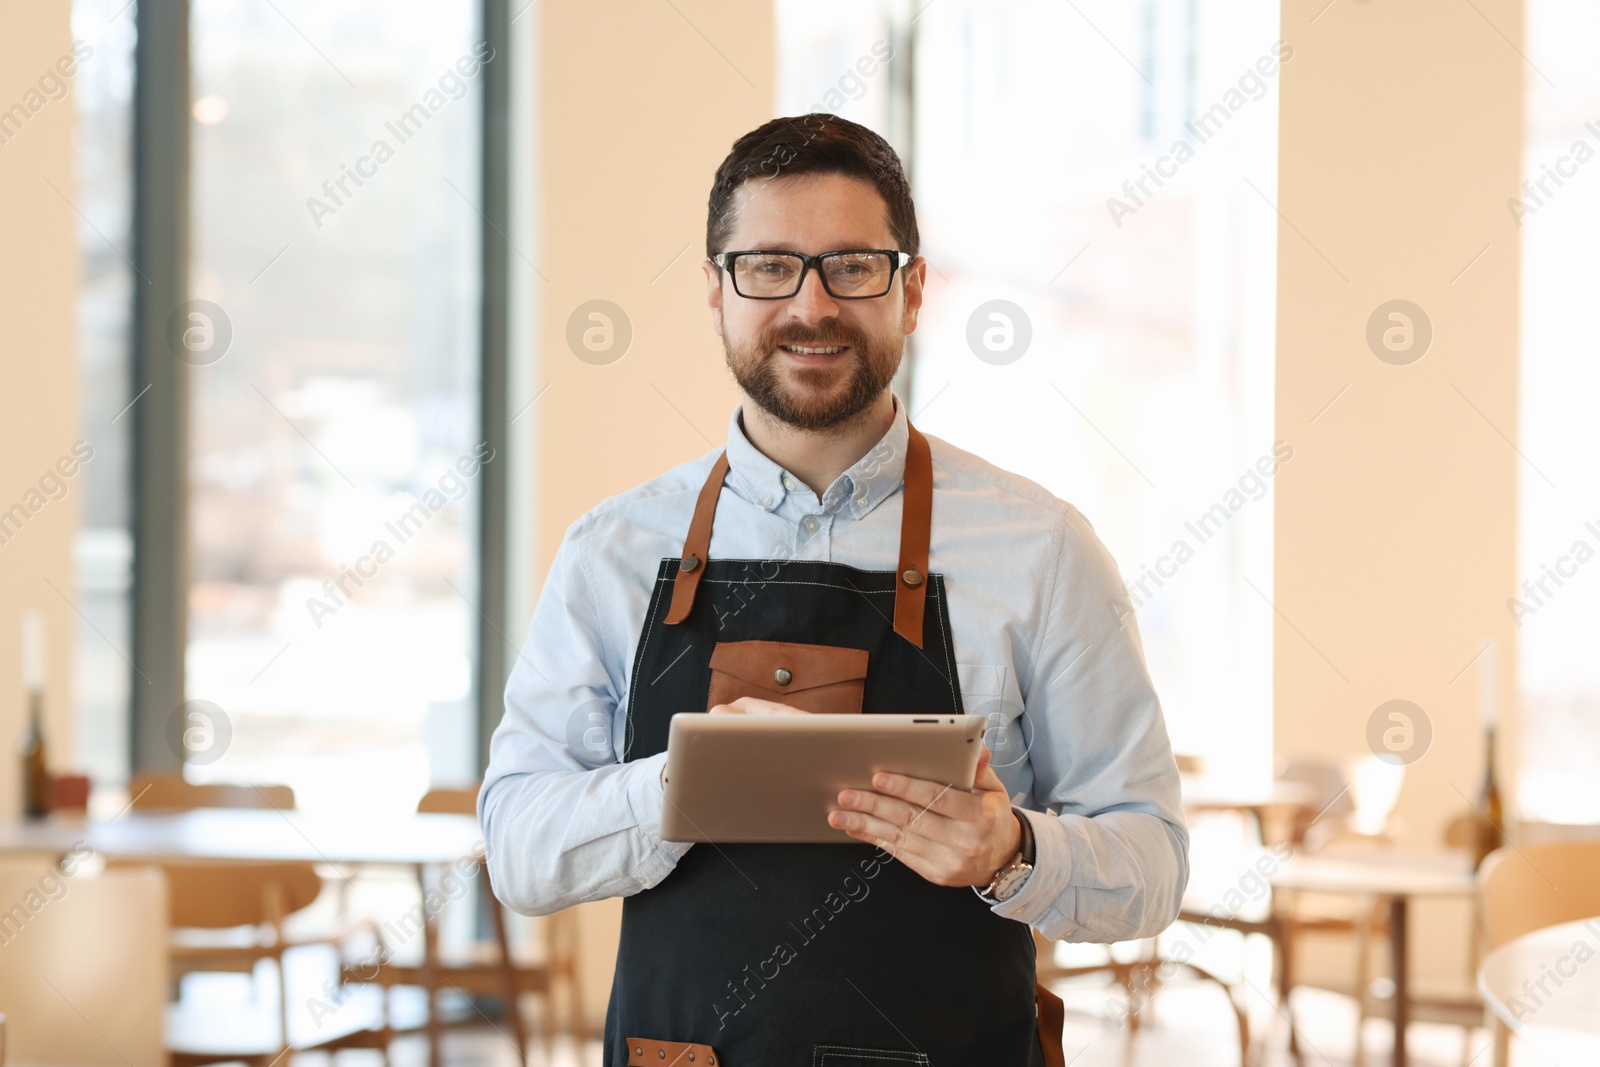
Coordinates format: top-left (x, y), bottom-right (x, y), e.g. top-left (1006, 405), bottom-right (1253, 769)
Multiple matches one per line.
top-left (707, 697), bottom-right (810, 716)
top-left (828, 745), bottom-right (1022, 888)
top-left (662, 697), bottom-right (811, 784)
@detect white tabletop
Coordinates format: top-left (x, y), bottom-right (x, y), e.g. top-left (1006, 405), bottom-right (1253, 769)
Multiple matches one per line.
top-left (1181, 775), bottom-right (1318, 813)
top-left (1480, 916), bottom-right (1600, 1056)
top-left (0, 808), bottom-right (483, 867)
top-left (1268, 849), bottom-right (1477, 897)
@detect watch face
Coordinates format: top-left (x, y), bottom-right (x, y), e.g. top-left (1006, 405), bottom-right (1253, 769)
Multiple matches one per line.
top-left (992, 862), bottom-right (1033, 902)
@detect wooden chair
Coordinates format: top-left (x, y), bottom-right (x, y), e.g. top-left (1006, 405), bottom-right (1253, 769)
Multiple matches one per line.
top-left (125, 772), bottom-right (308, 984)
top-left (119, 773), bottom-right (390, 1065)
top-left (347, 785), bottom-right (583, 1067)
top-left (1271, 757), bottom-right (1412, 1067)
top-left (1129, 758), bottom-right (1398, 1066)
top-left (129, 771), bottom-right (295, 812)
top-left (0, 860), bottom-right (168, 1067)
top-left (1034, 924), bottom-right (1253, 1065)
top-left (1479, 840), bottom-right (1600, 1066)
top-left (159, 861), bottom-right (391, 1067)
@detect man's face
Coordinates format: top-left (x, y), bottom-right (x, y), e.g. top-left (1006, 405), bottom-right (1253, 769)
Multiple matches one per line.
top-left (704, 172), bottom-right (925, 432)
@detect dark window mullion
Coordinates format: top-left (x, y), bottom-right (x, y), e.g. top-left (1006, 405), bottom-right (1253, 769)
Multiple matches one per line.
top-left (130, 0), bottom-right (191, 773)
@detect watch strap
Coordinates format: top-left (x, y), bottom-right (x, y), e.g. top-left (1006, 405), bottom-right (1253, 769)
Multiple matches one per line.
top-left (1014, 806), bottom-right (1035, 865)
top-left (978, 808), bottom-right (1035, 902)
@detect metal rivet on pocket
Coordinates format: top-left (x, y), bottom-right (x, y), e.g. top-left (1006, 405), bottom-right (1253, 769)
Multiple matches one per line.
top-left (658, 1051), bottom-right (666, 1060)
top-left (708, 1058), bottom-right (715, 1065)
top-left (688, 1055), bottom-right (695, 1062)
top-left (679, 555), bottom-right (700, 573)
top-left (633, 1048), bottom-right (642, 1057)
top-left (901, 568), bottom-right (923, 587)
top-left (773, 667), bottom-right (792, 685)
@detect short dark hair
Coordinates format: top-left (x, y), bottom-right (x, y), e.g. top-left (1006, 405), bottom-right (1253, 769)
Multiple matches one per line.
top-left (705, 113), bottom-right (919, 262)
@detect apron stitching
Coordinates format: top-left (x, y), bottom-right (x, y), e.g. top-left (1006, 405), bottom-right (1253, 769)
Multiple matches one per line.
top-left (653, 555), bottom-right (908, 573)
top-left (833, 569), bottom-right (956, 688)
top-left (623, 560), bottom-right (674, 761)
top-left (697, 578), bottom-right (897, 592)
top-left (933, 576), bottom-right (959, 713)
top-left (636, 571), bottom-right (955, 698)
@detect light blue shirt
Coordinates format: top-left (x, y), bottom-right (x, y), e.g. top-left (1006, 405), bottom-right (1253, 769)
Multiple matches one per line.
top-left (479, 392), bottom-right (1189, 942)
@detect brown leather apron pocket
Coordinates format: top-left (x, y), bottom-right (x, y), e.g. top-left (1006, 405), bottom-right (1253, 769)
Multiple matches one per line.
top-left (706, 640), bottom-right (868, 714)
top-left (625, 1036), bottom-right (718, 1064)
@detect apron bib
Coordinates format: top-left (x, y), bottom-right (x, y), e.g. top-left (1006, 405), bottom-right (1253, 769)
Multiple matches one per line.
top-left (604, 420), bottom-right (1064, 1067)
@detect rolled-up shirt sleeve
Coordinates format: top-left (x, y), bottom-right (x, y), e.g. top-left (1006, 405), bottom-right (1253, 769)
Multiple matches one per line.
top-left (985, 505), bottom-right (1190, 942)
top-left (477, 514), bottom-right (693, 916)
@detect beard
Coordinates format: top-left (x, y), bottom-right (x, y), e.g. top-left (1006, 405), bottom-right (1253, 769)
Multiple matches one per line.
top-left (723, 317), bottom-right (902, 433)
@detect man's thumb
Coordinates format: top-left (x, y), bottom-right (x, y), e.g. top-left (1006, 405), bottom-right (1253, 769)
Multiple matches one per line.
top-left (973, 745), bottom-right (1003, 791)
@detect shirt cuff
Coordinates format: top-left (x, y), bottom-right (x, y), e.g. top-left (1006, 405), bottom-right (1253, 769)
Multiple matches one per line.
top-left (623, 750), bottom-right (693, 886)
top-left (980, 806), bottom-right (1075, 932)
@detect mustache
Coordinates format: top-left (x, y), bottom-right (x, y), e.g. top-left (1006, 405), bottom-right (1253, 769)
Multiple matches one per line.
top-left (768, 330), bottom-right (862, 348)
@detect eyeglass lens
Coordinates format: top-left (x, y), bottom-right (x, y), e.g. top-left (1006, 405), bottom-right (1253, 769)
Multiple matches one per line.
top-left (731, 252), bottom-right (893, 298)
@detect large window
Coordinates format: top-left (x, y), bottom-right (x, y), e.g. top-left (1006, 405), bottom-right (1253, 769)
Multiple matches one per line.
top-left (70, 0), bottom-right (138, 798)
top-left (1515, 1), bottom-right (1600, 823)
top-left (185, 0), bottom-right (485, 812)
top-left (70, 0), bottom-right (491, 813)
top-left (778, 0), bottom-right (1280, 783)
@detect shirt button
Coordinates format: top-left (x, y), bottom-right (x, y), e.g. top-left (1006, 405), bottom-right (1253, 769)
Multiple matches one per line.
top-left (782, 475), bottom-right (796, 490)
top-left (803, 516), bottom-right (820, 532)
top-left (760, 495), bottom-right (773, 507)
top-left (854, 495), bottom-right (868, 509)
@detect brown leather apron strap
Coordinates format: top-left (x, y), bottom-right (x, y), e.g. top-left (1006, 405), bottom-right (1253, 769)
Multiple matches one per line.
top-left (892, 421), bottom-right (932, 649)
top-left (664, 417), bottom-right (935, 649)
top-left (663, 450), bottom-right (730, 625)
top-left (1036, 981), bottom-right (1066, 1067)
top-left (625, 1037), bottom-right (718, 1064)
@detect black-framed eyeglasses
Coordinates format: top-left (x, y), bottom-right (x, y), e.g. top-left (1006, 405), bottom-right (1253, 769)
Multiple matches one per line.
top-left (712, 249), bottom-right (912, 300)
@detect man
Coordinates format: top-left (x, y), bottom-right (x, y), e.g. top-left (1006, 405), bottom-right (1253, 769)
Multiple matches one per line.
top-left (480, 113), bottom-right (1188, 1067)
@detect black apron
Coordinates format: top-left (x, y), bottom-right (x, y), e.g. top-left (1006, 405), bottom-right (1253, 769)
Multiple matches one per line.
top-left (603, 419), bottom-right (1064, 1067)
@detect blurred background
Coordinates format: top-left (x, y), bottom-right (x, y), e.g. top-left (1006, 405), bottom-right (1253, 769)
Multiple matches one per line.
top-left (1, 1), bottom-right (1597, 1066)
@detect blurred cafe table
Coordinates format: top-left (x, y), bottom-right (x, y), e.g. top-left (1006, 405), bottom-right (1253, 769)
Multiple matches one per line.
top-left (1479, 916), bottom-right (1600, 1063)
top-left (0, 807), bottom-right (488, 1067)
top-left (0, 806), bottom-right (484, 867)
top-left (1270, 850), bottom-right (1478, 1067)
top-left (1180, 773), bottom-right (1319, 843)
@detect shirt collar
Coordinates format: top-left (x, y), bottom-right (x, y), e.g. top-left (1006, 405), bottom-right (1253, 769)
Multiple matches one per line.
top-left (723, 393), bottom-right (910, 520)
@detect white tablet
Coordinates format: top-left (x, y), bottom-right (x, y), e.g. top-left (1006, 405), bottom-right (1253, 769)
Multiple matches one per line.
top-left (659, 713), bottom-right (987, 843)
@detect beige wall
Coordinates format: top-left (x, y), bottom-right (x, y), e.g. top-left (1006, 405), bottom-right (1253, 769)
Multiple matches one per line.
top-left (0, 0), bottom-right (81, 819)
top-left (534, 0), bottom-right (775, 1028)
top-left (535, 0), bottom-right (776, 575)
top-left (1275, 0), bottom-right (1523, 992)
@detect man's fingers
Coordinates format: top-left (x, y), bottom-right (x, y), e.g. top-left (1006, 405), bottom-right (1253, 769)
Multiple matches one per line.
top-left (829, 810), bottom-right (952, 866)
top-left (707, 696), bottom-right (809, 716)
top-left (837, 784), bottom-right (975, 833)
top-left (862, 770), bottom-right (979, 820)
top-left (973, 745), bottom-right (1007, 794)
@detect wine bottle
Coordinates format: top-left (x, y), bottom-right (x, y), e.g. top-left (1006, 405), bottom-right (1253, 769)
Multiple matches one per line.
top-left (1470, 723), bottom-right (1504, 870)
top-left (22, 690), bottom-right (48, 819)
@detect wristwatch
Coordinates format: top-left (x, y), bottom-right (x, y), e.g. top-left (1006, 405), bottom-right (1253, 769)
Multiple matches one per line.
top-left (977, 808), bottom-right (1036, 904)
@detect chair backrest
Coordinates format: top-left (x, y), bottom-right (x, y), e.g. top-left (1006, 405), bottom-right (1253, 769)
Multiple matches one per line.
top-left (0, 860), bottom-right (168, 1067)
top-left (1479, 840), bottom-right (1600, 949)
top-left (160, 862), bottom-right (324, 930)
top-left (417, 784), bottom-right (482, 816)
top-left (1278, 757), bottom-right (1354, 820)
top-left (129, 772), bottom-right (295, 812)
